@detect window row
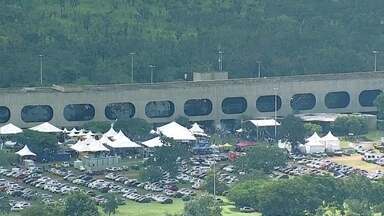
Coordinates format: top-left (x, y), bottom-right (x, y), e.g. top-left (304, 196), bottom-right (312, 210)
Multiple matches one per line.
top-left (0, 89), bottom-right (381, 123)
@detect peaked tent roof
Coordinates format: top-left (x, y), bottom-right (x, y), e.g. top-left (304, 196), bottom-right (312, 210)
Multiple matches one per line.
top-left (189, 123), bottom-right (207, 136)
top-left (156, 122), bottom-right (196, 141)
top-left (29, 122), bottom-right (62, 133)
top-left (142, 136), bottom-right (163, 148)
top-left (107, 131), bottom-right (142, 148)
top-left (248, 119), bottom-right (281, 127)
top-left (15, 145), bottom-right (36, 157)
top-left (71, 137), bottom-right (110, 153)
top-left (70, 128), bottom-right (78, 133)
top-left (305, 132), bottom-right (322, 142)
top-left (322, 131), bottom-right (339, 141)
top-left (104, 127), bottom-right (118, 138)
top-left (0, 123), bottom-right (23, 135)
top-left (98, 135), bottom-right (114, 146)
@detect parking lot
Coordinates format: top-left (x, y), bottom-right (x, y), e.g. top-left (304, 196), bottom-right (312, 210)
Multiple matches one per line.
top-left (0, 152), bottom-right (242, 213)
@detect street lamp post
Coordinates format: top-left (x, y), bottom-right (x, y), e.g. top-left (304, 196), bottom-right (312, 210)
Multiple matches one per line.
top-left (213, 161), bottom-right (216, 200)
top-left (273, 87), bottom-right (278, 140)
top-left (218, 50), bottom-right (224, 72)
top-left (257, 61), bottom-right (262, 78)
top-left (129, 52), bottom-right (136, 83)
top-left (373, 50), bottom-right (380, 72)
top-left (149, 64), bottom-right (156, 83)
top-left (39, 54), bottom-right (44, 86)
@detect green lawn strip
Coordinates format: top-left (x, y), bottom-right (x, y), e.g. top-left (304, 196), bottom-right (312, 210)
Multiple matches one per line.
top-left (99, 199), bottom-right (184, 216)
top-left (99, 197), bottom-right (262, 216)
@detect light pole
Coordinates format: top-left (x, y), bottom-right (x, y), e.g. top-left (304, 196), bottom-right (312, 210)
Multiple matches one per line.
top-left (149, 64), bottom-right (156, 83)
top-left (273, 87), bottom-right (278, 140)
top-left (373, 50), bottom-right (379, 72)
top-left (257, 61), bottom-right (262, 78)
top-left (218, 49), bottom-right (224, 72)
top-left (213, 160), bottom-right (216, 200)
top-left (129, 52), bottom-right (136, 83)
top-left (39, 54), bottom-right (44, 86)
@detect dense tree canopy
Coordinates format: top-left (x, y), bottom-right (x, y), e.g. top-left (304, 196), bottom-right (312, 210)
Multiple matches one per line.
top-left (184, 194), bottom-right (222, 216)
top-left (235, 144), bottom-right (288, 173)
top-left (0, 0), bottom-right (383, 87)
top-left (64, 192), bottom-right (99, 216)
top-left (150, 136), bottom-right (191, 176)
top-left (280, 114), bottom-right (306, 147)
top-left (229, 175), bottom-right (384, 216)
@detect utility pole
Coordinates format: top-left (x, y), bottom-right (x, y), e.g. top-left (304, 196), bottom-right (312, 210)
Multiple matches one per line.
top-left (129, 52), bottom-right (136, 83)
top-left (257, 61), bottom-right (262, 78)
top-left (149, 64), bottom-right (156, 83)
top-left (39, 54), bottom-right (44, 86)
top-left (218, 49), bottom-right (224, 72)
top-left (373, 50), bottom-right (379, 72)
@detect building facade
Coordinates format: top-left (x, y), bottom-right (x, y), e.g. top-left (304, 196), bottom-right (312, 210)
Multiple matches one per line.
top-left (0, 71), bottom-right (382, 128)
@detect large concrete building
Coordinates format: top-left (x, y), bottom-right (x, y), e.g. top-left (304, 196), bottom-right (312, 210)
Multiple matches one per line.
top-left (0, 71), bottom-right (382, 128)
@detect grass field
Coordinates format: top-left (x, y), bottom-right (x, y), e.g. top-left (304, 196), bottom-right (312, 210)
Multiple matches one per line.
top-left (329, 155), bottom-right (384, 172)
top-left (364, 130), bottom-right (384, 142)
top-left (100, 198), bottom-right (261, 216)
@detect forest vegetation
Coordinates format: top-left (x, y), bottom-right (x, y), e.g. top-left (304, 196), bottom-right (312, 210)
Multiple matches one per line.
top-left (1, 0), bottom-right (384, 87)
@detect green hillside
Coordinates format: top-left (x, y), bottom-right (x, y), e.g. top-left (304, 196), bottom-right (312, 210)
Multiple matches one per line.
top-left (1, 0), bottom-right (384, 87)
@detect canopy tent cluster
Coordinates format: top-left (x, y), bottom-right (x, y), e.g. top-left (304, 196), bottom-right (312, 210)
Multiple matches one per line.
top-left (302, 132), bottom-right (341, 154)
top-left (71, 137), bottom-right (110, 153)
top-left (70, 127), bottom-right (142, 153)
top-left (66, 128), bottom-right (96, 138)
top-left (156, 122), bottom-right (196, 142)
top-left (0, 122), bottom-right (63, 135)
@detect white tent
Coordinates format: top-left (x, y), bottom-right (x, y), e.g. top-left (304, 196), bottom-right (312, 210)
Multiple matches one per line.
top-left (142, 136), bottom-right (163, 148)
top-left (248, 119), bottom-right (280, 127)
top-left (71, 137), bottom-right (110, 153)
top-left (304, 140), bottom-right (326, 154)
top-left (306, 132), bottom-right (322, 143)
top-left (86, 131), bottom-right (95, 136)
top-left (322, 131), bottom-right (341, 152)
top-left (0, 123), bottom-right (23, 135)
top-left (62, 128), bottom-right (69, 133)
top-left (68, 128), bottom-right (78, 137)
top-left (104, 127), bottom-right (118, 138)
top-left (70, 139), bottom-right (87, 152)
top-left (107, 131), bottom-right (141, 148)
top-left (77, 129), bottom-right (86, 137)
top-left (189, 123), bottom-right (208, 137)
top-left (29, 122), bottom-right (62, 133)
top-left (15, 145), bottom-right (36, 157)
top-left (156, 122), bottom-right (196, 141)
top-left (98, 135), bottom-right (114, 146)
